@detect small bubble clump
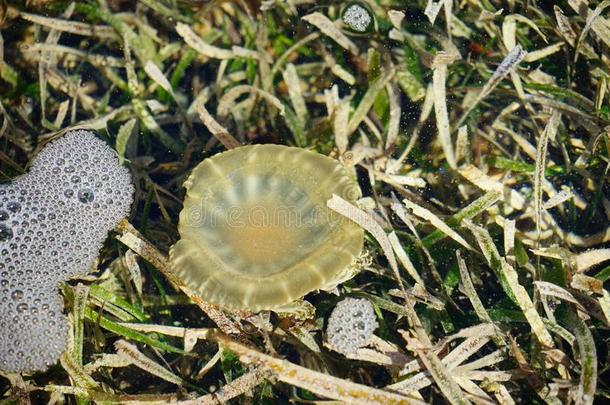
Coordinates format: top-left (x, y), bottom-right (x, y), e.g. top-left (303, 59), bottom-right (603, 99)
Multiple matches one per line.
top-left (342, 3), bottom-right (373, 33)
top-left (326, 297), bottom-right (378, 355)
top-left (0, 130), bottom-right (134, 373)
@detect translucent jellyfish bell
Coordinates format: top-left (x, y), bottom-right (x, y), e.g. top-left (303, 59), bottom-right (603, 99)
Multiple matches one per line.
top-left (170, 144), bottom-right (364, 311)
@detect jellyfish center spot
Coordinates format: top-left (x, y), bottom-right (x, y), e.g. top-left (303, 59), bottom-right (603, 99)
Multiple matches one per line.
top-left (185, 171), bottom-right (335, 278)
top-left (222, 199), bottom-right (309, 268)
top-left (226, 210), bottom-right (297, 265)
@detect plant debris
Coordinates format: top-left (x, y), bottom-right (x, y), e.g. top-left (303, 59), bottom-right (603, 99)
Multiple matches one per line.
top-left (0, 0), bottom-right (609, 404)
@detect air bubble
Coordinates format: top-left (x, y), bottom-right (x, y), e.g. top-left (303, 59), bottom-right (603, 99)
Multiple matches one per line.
top-left (11, 290), bottom-right (23, 300)
top-left (0, 224), bottom-right (13, 242)
top-left (326, 298), bottom-right (378, 355)
top-left (342, 2), bottom-right (373, 33)
top-left (77, 189), bottom-right (95, 203)
top-left (7, 202), bottom-right (21, 213)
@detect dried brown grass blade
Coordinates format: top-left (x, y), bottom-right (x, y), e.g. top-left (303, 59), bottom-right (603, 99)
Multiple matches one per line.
top-left (574, 249), bottom-right (610, 273)
top-left (115, 220), bottom-right (243, 337)
top-left (534, 111), bottom-right (561, 240)
top-left (432, 53), bottom-right (456, 168)
top-left (212, 332), bottom-right (424, 405)
top-left (114, 340), bottom-right (185, 386)
top-left (327, 195), bottom-right (470, 405)
top-left (301, 12), bottom-right (359, 55)
top-left (402, 198), bottom-right (473, 251)
top-left (196, 103), bottom-right (241, 149)
top-left (177, 367), bottom-right (272, 405)
top-left (176, 22), bottom-right (235, 59)
top-left (457, 46), bottom-right (527, 128)
top-left (20, 12), bottom-right (116, 38)
top-left (464, 221), bottom-right (554, 347)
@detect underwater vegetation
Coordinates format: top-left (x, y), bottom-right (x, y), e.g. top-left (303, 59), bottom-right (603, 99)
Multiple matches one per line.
top-left (0, 0), bottom-right (609, 404)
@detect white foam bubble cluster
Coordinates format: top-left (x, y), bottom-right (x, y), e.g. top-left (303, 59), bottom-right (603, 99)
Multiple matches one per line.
top-left (342, 3), bottom-right (372, 33)
top-left (0, 130), bottom-right (134, 373)
top-left (326, 297), bottom-right (378, 355)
